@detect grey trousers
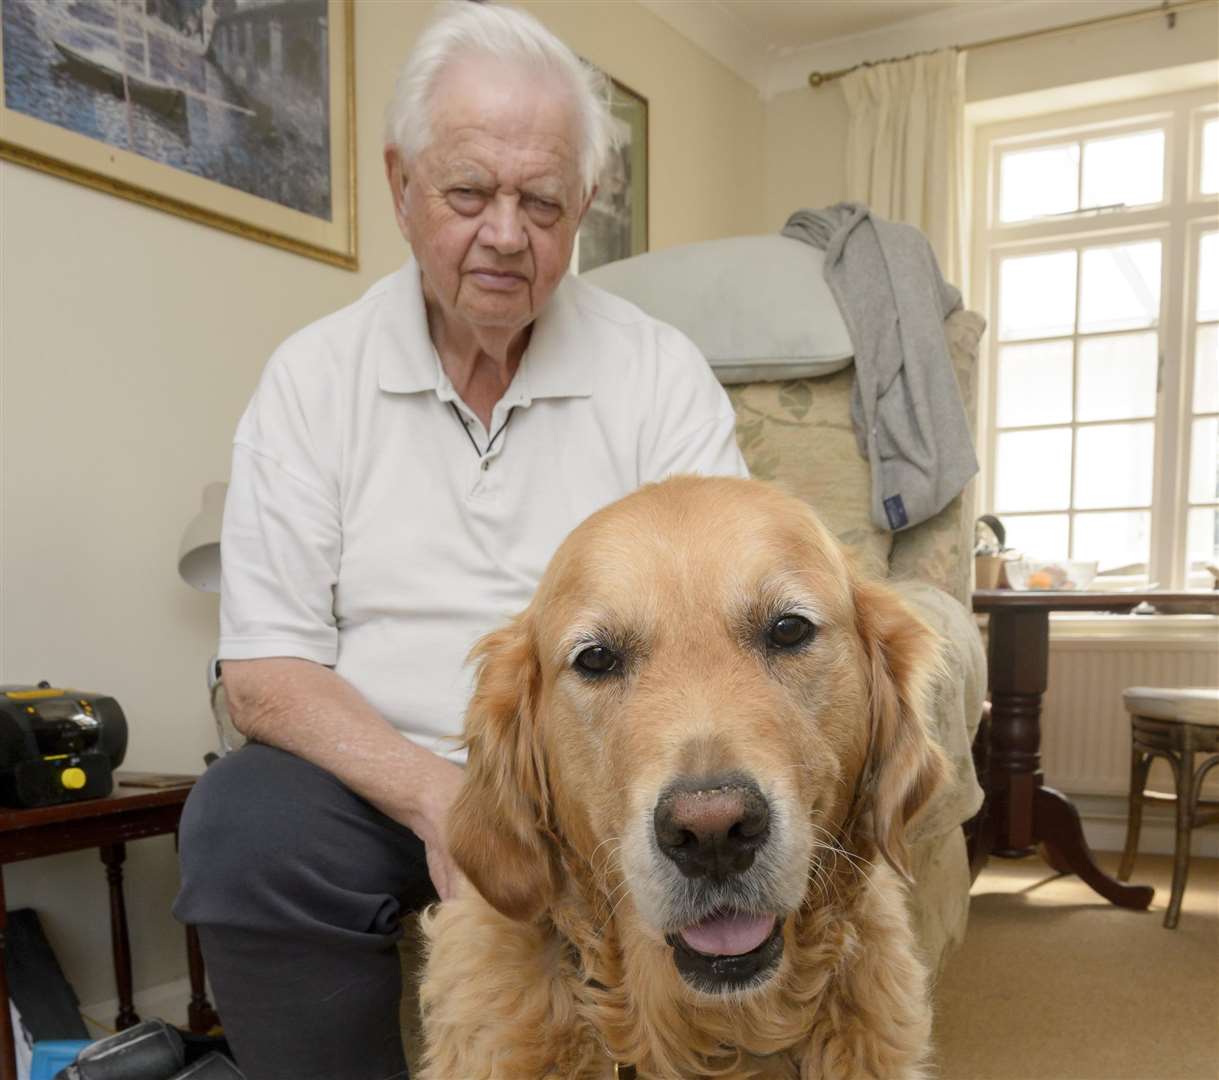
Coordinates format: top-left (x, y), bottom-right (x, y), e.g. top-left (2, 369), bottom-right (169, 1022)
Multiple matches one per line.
top-left (173, 743), bottom-right (438, 1080)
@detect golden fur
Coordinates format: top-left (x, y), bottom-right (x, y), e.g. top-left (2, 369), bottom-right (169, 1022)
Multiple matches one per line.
top-left (419, 477), bottom-right (947, 1079)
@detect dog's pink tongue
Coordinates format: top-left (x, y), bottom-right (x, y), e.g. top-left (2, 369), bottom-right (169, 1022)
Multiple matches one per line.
top-left (679, 913), bottom-right (776, 956)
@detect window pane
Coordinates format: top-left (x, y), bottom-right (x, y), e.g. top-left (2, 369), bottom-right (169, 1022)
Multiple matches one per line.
top-left (1077, 332), bottom-right (1158, 421)
top-left (1081, 130), bottom-right (1164, 210)
top-left (1189, 416), bottom-right (1219, 501)
top-left (1195, 324), bottom-right (1218, 414)
top-left (998, 250), bottom-right (1077, 341)
top-left (1075, 422), bottom-right (1154, 508)
top-left (1199, 232), bottom-right (1219, 322)
top-left (1079, 241), bottom-right (1161, 333)
top-left (1002, 513), bottom-right (1069, 560)
top-left (1186, 507), bottom-right (1219, 567)
top-left (997, 340), bottom-right (1073, 426)
top-left (996, 428), bottom-right (1072, 511)
top-left (1000, 143), bottom-right (1080, 223)
top-left (1202, 117), bottom-right (1219, 196)
top-left (1073, 510), bottom-right (1151, 571)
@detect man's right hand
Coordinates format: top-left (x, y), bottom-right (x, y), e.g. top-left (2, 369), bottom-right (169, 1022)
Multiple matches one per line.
top-left (221, 656), bottom-right (469, 902)
top-left (402, 750), bottom-right (468, 902)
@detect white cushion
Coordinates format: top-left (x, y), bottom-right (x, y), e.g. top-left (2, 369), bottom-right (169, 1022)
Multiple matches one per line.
top-left (581, 236), bottom-right (853, 385)
top-left (1122, 687), bottom-right (1219, 726)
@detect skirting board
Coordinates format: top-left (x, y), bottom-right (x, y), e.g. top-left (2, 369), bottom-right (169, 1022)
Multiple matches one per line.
top-left (78, 977), bottom-right (193, 1040)
top-left (1074, 793), bottom-right (1219, 859)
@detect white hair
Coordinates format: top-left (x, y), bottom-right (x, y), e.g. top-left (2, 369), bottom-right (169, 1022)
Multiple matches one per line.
top-left (384, 2), bottom-right (616, 199)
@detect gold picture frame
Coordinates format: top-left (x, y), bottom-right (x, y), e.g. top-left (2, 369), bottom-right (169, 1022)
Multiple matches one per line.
top-left (577, 73), bottom-right (648, 273)
top-left (0, 0), bottom-right (357, 269)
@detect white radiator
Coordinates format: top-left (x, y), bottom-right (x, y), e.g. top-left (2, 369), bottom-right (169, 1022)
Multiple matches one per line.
top-left (1040, 623), bottom-right (1219, 799)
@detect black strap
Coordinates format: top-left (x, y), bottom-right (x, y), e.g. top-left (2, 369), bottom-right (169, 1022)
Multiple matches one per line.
top-left (450, 402), bottom-right (514, 457)
top-left (614, 1065), bottom-right (637, 1079)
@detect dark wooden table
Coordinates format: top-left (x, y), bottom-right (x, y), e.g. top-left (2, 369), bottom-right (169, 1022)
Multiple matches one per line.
top-left (0, 774), bottom-right (217, 1080)
top-left (971, 590), bottom-right (1219, 909)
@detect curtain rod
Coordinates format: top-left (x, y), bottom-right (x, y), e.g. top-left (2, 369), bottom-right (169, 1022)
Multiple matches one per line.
top-left (807, 0), bottom-right (1215, 88)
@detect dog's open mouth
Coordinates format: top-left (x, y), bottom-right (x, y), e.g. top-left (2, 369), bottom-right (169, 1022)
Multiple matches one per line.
top-left (665, 911), bottom-right (784, 992)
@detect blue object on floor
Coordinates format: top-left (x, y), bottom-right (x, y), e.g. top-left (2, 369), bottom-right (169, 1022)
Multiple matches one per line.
top-left (30, 1039), bottom-right (90, 1080)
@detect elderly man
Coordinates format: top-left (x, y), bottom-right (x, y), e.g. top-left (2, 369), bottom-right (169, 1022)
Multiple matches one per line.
top-left (175, 3), bottom-right (746, 1078)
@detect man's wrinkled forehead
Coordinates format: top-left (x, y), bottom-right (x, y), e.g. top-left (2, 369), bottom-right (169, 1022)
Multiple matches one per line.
top-left (423, 55), bottom-right (581, 171)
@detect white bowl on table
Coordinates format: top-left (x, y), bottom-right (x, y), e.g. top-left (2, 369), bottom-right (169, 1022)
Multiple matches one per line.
top-left (1004, 559), bottom-right (1098, 591)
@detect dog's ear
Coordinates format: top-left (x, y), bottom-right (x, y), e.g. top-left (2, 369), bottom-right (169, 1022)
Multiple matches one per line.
top-left (447, 613), bottom-right (559, 921)
top-left (851, 580), bottom-right (949, 882)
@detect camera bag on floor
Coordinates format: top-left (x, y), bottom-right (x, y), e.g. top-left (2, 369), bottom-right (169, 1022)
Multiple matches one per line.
top-left (53, 1020), bottom-right (244, 1080)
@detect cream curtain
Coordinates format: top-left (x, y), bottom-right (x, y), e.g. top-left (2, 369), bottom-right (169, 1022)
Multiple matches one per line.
top-left (841, 49), bottom-right (966, 286)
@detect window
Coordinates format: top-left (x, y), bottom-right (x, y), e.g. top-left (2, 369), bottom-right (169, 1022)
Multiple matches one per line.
top-left (1187, 227), bottom-right (1218, 574)
top-left (973, 89), bottom-right (1218, 588)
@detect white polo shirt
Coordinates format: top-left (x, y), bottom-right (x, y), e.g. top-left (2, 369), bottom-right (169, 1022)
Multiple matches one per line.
top-left (218, 258), bottom-right (748, 760)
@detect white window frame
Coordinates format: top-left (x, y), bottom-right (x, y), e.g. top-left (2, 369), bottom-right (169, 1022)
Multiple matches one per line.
top-left (972, 87), bottom-right (1219, 590)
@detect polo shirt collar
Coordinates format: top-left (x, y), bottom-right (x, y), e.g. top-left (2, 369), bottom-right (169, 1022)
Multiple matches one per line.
top-left (375, 259), bottom-right (444, 395)
top-left (376, 258), bottom-right (592, 401)
top-left (514, 275), bottom-right (593, 401)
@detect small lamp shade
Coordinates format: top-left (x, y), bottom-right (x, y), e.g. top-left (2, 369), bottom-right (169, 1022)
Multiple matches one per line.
top-left (178, 482), bottom-right (227, 593)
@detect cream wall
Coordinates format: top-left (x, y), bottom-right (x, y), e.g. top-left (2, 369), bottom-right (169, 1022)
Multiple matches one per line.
top-left (0, 0), bottom-right (764, 1009)
top-left (763, 3), bottom-right (1219, 235)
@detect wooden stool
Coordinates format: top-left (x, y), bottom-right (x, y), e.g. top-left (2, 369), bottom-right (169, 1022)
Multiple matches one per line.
top-left (1117, 687), bottom-right (1219, 928)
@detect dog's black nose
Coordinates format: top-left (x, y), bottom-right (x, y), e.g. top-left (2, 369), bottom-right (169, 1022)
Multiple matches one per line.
top-left (653, 775), bottom-right (770, 880)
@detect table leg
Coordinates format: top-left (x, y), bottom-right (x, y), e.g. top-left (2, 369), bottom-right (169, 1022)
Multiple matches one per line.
top-left (185, 925), bottom-right (219, 1033)
top-left (1035, 786), bottom-right (1154, 909)
top-left (986, 608), bottom-right (1155, 908)
top-left (100, 843), bottom-right (140, 1030)
top-left (0, 871), bottom-right (16, 1080)
top-left (987, 609), bottom-right (1050, 856)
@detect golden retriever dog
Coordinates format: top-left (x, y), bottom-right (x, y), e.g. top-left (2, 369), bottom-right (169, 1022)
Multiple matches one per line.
top-left (419, 476), bottom-right (947, 1079)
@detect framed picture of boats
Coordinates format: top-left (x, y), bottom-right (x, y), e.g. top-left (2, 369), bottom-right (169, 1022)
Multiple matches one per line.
top-left (0, 0), bottom-right (356, 269)
top-left (576, 73), bottom-right (647, 274)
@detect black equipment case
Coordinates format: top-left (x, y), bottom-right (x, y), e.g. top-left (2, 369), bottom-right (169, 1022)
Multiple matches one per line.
top-left (0, 682), bottom-right (128, 808)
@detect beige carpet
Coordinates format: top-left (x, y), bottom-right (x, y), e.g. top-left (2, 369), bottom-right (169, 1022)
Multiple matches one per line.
top-left (933, 851), bottom-right (1219, 1080)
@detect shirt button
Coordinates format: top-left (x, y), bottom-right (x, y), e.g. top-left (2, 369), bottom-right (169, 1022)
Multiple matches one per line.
top-left (481, 461), bottom-right (489, 471)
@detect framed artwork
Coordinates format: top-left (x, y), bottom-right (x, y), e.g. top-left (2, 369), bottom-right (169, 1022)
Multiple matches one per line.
top-left (577, 73), bottom-right (647, 274)
top-left (0, 0), bottom-right (356, 269)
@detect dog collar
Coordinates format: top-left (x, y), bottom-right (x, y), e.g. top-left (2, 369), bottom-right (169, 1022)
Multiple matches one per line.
top-left (554, 922), bottom-right (637, 1078)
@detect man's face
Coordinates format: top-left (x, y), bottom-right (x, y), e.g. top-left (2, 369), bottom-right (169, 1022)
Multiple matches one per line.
top-left (389, 57), bottom-right (590, 338)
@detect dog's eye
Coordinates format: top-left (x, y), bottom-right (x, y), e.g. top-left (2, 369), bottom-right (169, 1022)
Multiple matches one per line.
top-left (574, 645), bottom-right (618, 675)
top-left (768, 615), bottom-right (814, 649)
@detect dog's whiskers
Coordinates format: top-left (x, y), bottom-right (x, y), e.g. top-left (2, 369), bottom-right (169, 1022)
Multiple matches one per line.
top-left (595, 874), bottom-right (634, 929)
top-left (805, 825), bottom-right (879, 907)
top-left (807, 836), bottom-right (849, 902)
top-left (589, 834), bottom-right (623, 866)
top-left (590, 839), bottom-right (624, 893)
top-left (593, 874), bottom-right (628, 915)
top-left (804, 854), bottom-right (835, 904)
top-left (599, 876), bottom-right (637, 931)
top-left (809, 823), bottom-right (876, 875)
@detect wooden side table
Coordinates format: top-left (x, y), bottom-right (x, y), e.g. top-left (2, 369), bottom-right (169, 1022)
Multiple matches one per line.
top-left (0, 774), bottom-right (218, 1080)
top-left (971, 589), bottom-right (1219, 909)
